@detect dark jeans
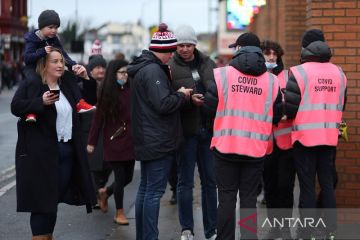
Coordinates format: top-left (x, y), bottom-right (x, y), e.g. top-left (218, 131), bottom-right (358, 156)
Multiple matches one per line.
top-left (168, 156), bottom-right (177, 192)
top-left (177, 128), bottom-right (217, 238)
top-left (109, 160), bottom-right (135, 209)
top-left (215, 156), bottom-right (264, 240)
top-left (135, 153), bottom-right (173, 240)
top-left (293, 141), bottom-right (337, 236)
top-left (30, 141), bottom-right (74, 236)
top-left (263, 143), bottom-right (295, 220)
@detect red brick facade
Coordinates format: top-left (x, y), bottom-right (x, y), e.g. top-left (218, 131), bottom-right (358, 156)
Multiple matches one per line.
top-left (248, 0), bottom-right (360, 208)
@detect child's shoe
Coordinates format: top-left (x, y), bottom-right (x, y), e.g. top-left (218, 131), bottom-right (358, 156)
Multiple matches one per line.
top-left (76, 99), bottom-right (96, 113)
top-left (25, 113), bottom-right (37, 123)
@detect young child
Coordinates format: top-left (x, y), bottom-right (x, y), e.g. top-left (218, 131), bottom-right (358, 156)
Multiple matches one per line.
top-left (23, 9), bottom-right (95, 122)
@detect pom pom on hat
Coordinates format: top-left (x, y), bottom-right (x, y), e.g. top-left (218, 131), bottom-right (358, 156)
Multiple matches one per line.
top-left (149, 23), bottom-right (177, 53)
top-left (90, 39), bottom-right (102, 56)
top-left (38, 10), bottom-right (60, 29)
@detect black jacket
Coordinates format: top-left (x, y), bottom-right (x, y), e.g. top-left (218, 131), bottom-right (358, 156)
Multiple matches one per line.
top-left (205, 46), bottom-right (283, 162)
top-left (285, 41), bottom-right (347, 119)
top-left (11, 71), bottom-right (96, 213)
top-left (127, 50), bottom-right (185, 161)
top-left (168, 49), bottom-right (216, 136)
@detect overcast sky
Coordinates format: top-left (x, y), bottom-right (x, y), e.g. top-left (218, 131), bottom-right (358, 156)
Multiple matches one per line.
top-left (27, 0), bottom-right (219, 33)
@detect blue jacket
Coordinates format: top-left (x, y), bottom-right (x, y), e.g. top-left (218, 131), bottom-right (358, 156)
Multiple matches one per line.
top-left (24, 30), bottom-right (76, 68)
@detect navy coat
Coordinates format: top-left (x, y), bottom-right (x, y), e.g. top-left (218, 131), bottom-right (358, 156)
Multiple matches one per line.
top-left (11, 71), bottom-right (96, 213)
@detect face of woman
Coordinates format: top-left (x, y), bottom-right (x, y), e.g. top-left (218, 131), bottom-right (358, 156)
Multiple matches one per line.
top-left (45, 51), bottom-right (65, 80)
top-left (116, 66), bottom-right (128, 83)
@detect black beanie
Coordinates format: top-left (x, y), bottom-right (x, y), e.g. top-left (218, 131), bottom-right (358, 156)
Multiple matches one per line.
top-left (301, 29), bottom-right (325, 48)
top-left (38, 10), bottom-right (60, 29)
top-left (87, 55), bottom-right (107, 72)
top-left (228, 32), bottom-right (260, 48)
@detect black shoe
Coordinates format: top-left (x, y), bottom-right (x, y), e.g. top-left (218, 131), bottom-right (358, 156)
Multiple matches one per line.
top-left (169, 191), bottom-right (177, 205)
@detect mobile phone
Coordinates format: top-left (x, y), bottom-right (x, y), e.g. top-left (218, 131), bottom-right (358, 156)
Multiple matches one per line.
top-left (49, 89), bottom-right (60, 95)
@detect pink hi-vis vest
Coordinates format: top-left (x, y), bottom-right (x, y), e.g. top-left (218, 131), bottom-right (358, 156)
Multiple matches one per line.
top-left (290, 62), bottom-right (347, 147)
top-left (211, 66), bottom-right (279, 158)
top-left (273, 70), bottom-right (293, 150)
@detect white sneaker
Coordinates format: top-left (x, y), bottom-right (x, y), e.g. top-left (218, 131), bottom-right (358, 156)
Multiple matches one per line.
top-left (206, 234), bottom-right (217, 240)
top-left (180, 230), bottom-right (194, 240)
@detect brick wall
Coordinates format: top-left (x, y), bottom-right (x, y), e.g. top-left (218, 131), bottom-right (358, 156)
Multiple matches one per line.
top-left (306, 0), bottom-right (360, 208)
top-left (248, 0), bottom-right (360, 208)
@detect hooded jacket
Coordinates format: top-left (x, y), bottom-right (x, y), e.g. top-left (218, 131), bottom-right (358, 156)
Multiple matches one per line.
top-left (205, 46), bottom-right (283, 162)
top-left (168, 49), bottom-right (216, 136)
top-left (285, 41), bottom-right (347, 119)
top-left (24, 30), bottom-right (76, 68)
top-left (127, 50), bottom-right (185, 161)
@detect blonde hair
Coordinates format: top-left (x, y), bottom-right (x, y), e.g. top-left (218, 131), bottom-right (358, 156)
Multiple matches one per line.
top-left (35, 48), bottom-right (64, 84)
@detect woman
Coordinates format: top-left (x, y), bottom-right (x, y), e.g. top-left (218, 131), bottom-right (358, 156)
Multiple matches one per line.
top-left (87, 59), bottom-right (135, 225)
top-left (11, 48), bottom-right (96, 240)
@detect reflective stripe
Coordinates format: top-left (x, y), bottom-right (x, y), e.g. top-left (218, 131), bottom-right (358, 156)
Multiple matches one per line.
top-left (220, 67), bottom-right (228, 107)
top-left (274, 127), bottom-right (292, 137)
top-left (213, 129), bottom-right (271, 141)
top-left (299, 103), bottom-right (343, 111)
top-left (264, 73), bottom-right (275, 116)
top-left (337, 66), bottom-right (346, 107)
top-left (284, 70), bottom-right (289, 84)
top-left (293, 122), bottom-right (339, 131)
top-left (296, 65), bottom-right (310, 105)
top-left (216, 109), bottom-right (273, 122)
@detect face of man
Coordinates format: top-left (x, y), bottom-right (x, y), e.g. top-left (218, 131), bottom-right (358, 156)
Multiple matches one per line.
top-left (90, 66), bottom-right (106, 82)
top-left (177, 44), bottom-right (195, 62)
top-left (263, 49), bottom-right (278, 63)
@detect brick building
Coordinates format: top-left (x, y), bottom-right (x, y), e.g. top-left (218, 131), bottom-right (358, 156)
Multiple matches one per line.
top-left (248, 0), bottom-right (360, 208)
top-left (0, 0), bottom-right (28, 62)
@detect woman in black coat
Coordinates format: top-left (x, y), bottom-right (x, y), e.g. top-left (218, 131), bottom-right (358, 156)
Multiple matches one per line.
top-left (11, 48), bottom-right (96, 240)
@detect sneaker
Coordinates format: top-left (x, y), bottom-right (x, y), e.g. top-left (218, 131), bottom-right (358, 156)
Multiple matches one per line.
top-left (206, 234), bottom-right (217, 240)
top-left (169, 191), bottom-right (177, 205)
top-left (25, 113), bottom-right (37, 123)
top-left (76, 99), bottom-right (96, 113)
top-left (180, 230), bottom-right (194, 240)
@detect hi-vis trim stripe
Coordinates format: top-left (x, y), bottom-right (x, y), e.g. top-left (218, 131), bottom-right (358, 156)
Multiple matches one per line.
top-left (293, 122), bottom-right (339, 131)
top-left (220, 67), bottom-right (228, 107)
top-left (284, 70), bottom-right (289, 84)
top-left (294, 65), bottom-right (345, 112)
top-left (274, 127), bottom-right (292, 137)
top-left (213, 129), bottom-right (271, 141)
top-left (216, 109), bottom-right (273, 122)
top-left (265, 73), bottom-right (275, 115)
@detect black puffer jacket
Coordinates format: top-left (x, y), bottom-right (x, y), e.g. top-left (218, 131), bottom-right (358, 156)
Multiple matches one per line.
top-left (169, 49), bottom-right (216, 136)
top-left (285, 41), bottom-right (347, 119)
top-left (127, 50), bottom-right (185, 161)
top-left (205, 46), bottom-right (283, 162)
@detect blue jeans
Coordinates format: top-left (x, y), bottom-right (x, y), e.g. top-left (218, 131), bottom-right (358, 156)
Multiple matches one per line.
top-left (135, 154), bottom-right (173, 240)
top-left (177, 128), bottom-right (217, 238)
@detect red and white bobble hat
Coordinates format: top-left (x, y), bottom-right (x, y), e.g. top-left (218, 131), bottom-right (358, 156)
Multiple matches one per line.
top-left (90, 39), bottom-right (102, 56)
top-left (149, 23), bottom-right (177, 53)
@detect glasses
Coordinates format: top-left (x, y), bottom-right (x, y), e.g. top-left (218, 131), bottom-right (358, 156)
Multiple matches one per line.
top-left (117, 70), bottom-right (127, 74)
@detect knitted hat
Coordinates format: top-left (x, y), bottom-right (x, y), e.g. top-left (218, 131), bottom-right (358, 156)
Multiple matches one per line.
top-left (90, 39), bottom-right (102, 56)
top-left (149, 23), bottom-right (177, 53)
top-left (175, 25), bottom-right (198, 45)
top-left (228, 32), bottom-right (260, 48)
top-left (301, 29), bottom-right (325, 48)
top-left (38, 10), bottom-right (60, 29)
top-left (87, 55), bottom-right (107, 72)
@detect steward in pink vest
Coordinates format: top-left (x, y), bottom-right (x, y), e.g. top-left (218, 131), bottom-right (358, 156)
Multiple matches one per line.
top-left (284, 29), bottom-right (347, 239)
top-left (204, 32), bottom-right (283, 240)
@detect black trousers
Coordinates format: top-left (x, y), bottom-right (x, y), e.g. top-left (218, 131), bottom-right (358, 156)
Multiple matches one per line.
top-left (263, 143), bottom-right (296, 221)
top-left (215, 155), bottom-right (264, 240)
top-left (168, 155), bottom-right (178, 192)
top-left (109, 160), bottom-right (135, 209)
top-left (293, 141), bottom-right (337, 235)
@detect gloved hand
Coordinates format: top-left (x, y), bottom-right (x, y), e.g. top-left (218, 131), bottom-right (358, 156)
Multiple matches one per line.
top-left (339, 121), bottom-right (348, 142)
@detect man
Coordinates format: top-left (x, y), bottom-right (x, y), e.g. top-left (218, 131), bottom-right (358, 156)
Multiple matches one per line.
top-left (205, 32), bottom-right (282, 240)
top-left (285, 29), bottom-right (347, 239)
top-left (261, 40), bottom-right (295, 239)
top-left (127, 23), bottom-right (192, 240)
top-left (168, 24), bottom-right (217, 240)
